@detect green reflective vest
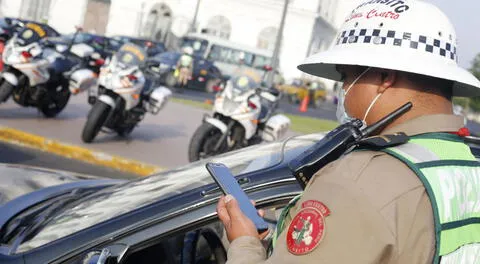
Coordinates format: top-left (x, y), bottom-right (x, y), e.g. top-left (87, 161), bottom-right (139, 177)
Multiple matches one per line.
top-left (383, 133), bottom-right (480, 263)
top-left (270, 133), bottom-right (480, 263)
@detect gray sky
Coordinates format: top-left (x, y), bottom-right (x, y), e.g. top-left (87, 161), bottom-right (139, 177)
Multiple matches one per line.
top-left (425, 0), bottom-right (480, 69)
top-left (337, 0), bottom-right (479, 70)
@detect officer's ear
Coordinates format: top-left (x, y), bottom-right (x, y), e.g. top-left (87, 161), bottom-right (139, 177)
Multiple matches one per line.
top-left (378, 70), bottom-right (397, 93)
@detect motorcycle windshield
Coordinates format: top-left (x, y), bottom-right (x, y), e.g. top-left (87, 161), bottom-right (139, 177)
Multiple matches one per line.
top-left (228, 75), bottom-right (259, 96)
top-left (114, 43), bottom-right (147, 68)
top-left (15, 23), bottom-right (49, 46)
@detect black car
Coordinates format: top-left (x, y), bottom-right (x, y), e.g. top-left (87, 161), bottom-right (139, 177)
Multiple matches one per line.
top-left (46, 33), bottom-right (123, 60)
top-left (147, 51), bottom-right (223, 92)
top-left (0, 133), bottom-right (326, 263)
top-left (113, 36), bottom-right (166, 57)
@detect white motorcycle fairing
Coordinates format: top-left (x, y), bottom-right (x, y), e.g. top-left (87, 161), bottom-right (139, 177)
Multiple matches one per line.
top-left (212, 89), bottom-right (261, 140)
top-left (69, 68), bottom-right (97, 95)
top-left (204, 117), bottom-right (228, 134)
top-left (98, 94), bottom-right (116, 108)
top-left (2, 72), bottom-right (19, 86)
top-left (2, 38), bottom-right (52, 87)
top-left (97, 56), bottom-right (145, 111)
top-left (144, 86), bottom-right (172, 114)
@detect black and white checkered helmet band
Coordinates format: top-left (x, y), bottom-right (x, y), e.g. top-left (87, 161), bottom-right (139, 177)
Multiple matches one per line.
top-left (336, 29), bottom-right (458, 62)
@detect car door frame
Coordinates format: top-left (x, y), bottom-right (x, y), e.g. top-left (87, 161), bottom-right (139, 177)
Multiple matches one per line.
top-left (52, 177), bottom-right (301, 264)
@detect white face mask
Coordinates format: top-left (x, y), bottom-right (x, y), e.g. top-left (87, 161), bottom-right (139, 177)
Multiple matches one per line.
top-left (336, 67), bottom-right (371, 124)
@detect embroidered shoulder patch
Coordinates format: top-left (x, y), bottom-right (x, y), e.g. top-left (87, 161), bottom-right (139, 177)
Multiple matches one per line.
top-left (286, 201), bottom-right (330, 255)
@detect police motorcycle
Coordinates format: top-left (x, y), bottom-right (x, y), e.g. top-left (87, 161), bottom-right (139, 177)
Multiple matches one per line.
top-left (0, 23), bottom-right (87, 117)
top-left (188, 72), bottom-right (291, 162)
top-left (81, 43), bottom-right (172, 143)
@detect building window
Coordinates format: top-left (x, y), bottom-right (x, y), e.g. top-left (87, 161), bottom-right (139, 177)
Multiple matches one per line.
top-left (142, 3), bottom-right (172, 42)
top-left (203, 16), bottom-right (231, 39)
top-left (83, 0), bottom-right (111, 35)
top-left (21, 0), bottom-right (52, 22)
top-left (257, 27), bottom-right (278, 51)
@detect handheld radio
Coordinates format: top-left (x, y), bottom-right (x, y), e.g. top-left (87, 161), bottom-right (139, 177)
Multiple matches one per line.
top-left (289, 102), bottom-right (413, 189)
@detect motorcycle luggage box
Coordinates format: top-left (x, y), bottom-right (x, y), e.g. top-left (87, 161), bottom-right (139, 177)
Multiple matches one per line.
top-left (261, 114), bottom-right (291, 142)
top-left (146, 86), bottom-right (172, 114)
top-left (69, 69), bottom-right (97, 95)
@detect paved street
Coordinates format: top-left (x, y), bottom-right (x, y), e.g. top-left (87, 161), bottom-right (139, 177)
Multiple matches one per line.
top-left (0, 141), bottom-right (136, 179)
top-left (0, 92), bottom-right (209, 169)
top-left (2, 88), bottom-right (480, 175)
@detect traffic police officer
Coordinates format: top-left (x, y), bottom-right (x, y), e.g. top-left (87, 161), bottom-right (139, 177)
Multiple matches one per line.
top-left (216, 0), bottom-right (480, 263)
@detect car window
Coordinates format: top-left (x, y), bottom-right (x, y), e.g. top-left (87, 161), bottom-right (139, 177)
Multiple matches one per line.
top-left (207, 45), bottom-right (255, 66)
top-left (252, 55), bottom-right (272, 69)
top-left (123, 203), bottom-right (288, 264)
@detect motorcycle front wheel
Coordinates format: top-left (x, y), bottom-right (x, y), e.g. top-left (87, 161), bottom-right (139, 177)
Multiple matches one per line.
top-left (0, 79), bottom-right (14, 102)
top-left (82, 101), bottom-right (111, 143)
top-left (188, 123), bottom-right (228, 162)
top-left (38, 84), bottom-right (71, 118)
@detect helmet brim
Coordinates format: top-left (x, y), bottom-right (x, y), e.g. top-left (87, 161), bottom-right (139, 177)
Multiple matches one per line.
top-left (298, 45), bottom-right (480, 97)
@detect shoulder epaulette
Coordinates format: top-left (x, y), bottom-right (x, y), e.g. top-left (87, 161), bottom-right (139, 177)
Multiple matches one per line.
top-left (356, 132), bottom-right (409, 150)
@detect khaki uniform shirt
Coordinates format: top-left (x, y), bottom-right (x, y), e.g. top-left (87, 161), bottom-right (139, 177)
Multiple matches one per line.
top-left (227, 114), bottom-right (465, 264)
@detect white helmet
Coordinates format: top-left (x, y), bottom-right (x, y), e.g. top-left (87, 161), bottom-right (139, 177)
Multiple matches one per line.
top-left (298, 0), bottom-right (480, 97)
top-left (183, 46), bottom-right (194, 55)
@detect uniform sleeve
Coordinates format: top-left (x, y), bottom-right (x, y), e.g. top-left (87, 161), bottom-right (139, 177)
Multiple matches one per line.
top-left (226, 158), bottom-right (397, 264)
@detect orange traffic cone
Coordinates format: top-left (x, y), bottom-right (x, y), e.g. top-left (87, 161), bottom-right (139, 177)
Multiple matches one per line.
top-left (299, 95), bottom-right (309, 112)
top-left (0, 41), bottom-right (4, 72)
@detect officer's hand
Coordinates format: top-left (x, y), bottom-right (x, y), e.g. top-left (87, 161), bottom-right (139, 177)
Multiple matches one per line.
top-left (217, 195), bottom-right (269, 243)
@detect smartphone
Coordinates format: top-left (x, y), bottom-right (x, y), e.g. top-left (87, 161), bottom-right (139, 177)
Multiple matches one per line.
top-left (206, 162), bottom-right (269, 233)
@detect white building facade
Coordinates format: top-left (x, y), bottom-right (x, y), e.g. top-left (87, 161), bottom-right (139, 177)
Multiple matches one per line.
top-left (0, 0), bottom-right (356, 80)
top-left (107, 0), bottom-right (340, 80)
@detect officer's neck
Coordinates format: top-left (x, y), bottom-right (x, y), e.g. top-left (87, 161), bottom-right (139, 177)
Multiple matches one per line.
top-left (368, 92), bottom-right (453, 134)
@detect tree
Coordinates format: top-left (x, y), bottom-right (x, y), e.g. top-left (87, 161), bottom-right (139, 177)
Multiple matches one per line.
top-left (470, 53), bottom-right (480, 80)
top-left (468, 54), bottom-right (480, 112)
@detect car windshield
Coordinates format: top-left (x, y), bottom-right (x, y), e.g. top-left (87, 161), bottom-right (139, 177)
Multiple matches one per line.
top-left (16, 133), bottom-right (324, 253)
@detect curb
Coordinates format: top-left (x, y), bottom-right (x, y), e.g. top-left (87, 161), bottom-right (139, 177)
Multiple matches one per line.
top-left (0, 127), bottom-right (163, 177)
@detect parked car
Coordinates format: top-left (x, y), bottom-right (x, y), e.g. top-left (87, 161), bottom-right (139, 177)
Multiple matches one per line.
top-left (278, 79), bottom-right (327, 108)
top-left (0, 133), bottom-right (326, 263)
top-left (113, 35), bottom-right (166, 57)
top-left (148, 51), bottom-right (223, 92)
top-left (46, 32), bottom-right (122, 59)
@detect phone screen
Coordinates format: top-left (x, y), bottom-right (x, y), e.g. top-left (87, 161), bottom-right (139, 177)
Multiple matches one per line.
top-left (206, 162), bottom-right (269, 232)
